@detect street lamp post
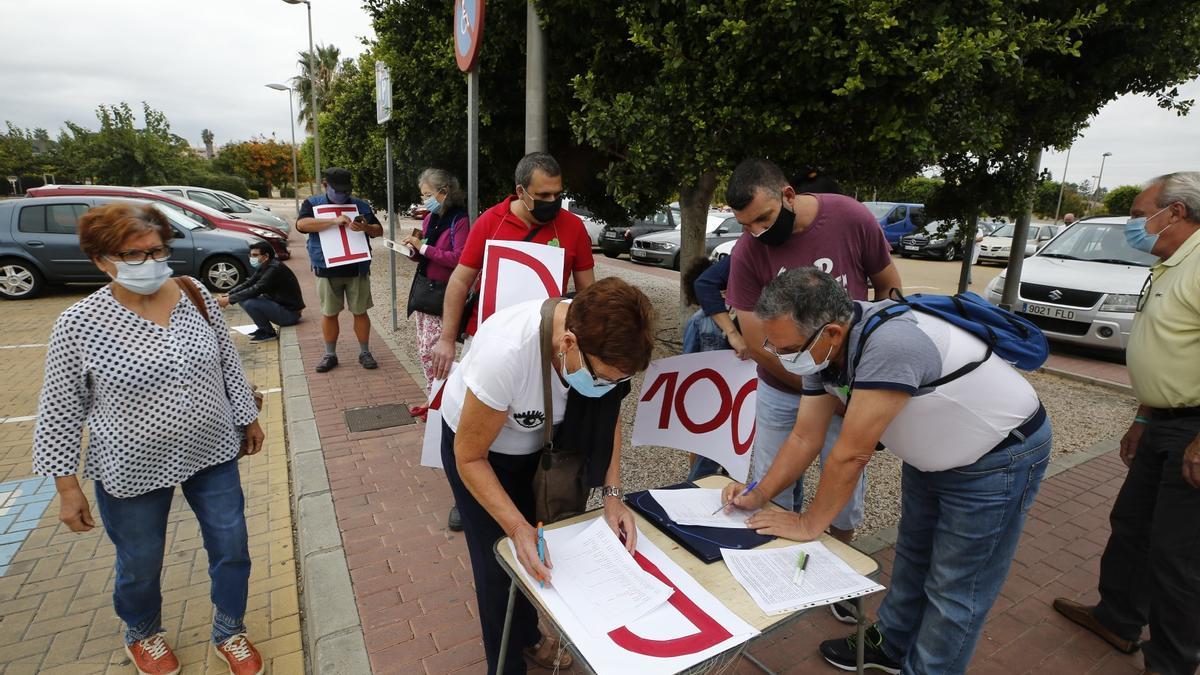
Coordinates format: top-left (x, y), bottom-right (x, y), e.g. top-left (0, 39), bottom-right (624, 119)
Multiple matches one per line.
top-left (1052, 146), bottom-right (1072, 225)
top-left (1094, 151), bottom-right (1113, 207)
top-left (266, 83), bottom-right (300, 216)
top-left (283, 0), bottom-right (320, 188)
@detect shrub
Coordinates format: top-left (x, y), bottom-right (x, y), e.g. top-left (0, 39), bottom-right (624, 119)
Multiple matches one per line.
top-left (280, 187), bottom-right (295, 198)
top-left (246, 188), bottom-right (260, 200)
top-left (186, 172), bottom-right (249, 198)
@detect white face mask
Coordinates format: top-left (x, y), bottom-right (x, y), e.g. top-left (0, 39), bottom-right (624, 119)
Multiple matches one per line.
top-left (111, 259), bottom-right (172, 295)
top-left (777, 328), bottom-right (834, 376)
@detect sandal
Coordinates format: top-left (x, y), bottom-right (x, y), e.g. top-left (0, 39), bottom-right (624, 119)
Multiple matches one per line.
top-left (523, 635), bottom-right (573, 669)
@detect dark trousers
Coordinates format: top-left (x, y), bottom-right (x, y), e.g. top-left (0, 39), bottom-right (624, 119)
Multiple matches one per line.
top-left (1094, 415), bottom-right (1200, 675)
top-left (440, 421), bottom-right (540, 675)
top-left (239, 297), bottom-right (301, 336)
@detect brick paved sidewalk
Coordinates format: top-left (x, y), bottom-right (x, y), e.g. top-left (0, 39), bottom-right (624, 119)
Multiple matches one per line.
top-left (0, 295), bottom-right (303, 674)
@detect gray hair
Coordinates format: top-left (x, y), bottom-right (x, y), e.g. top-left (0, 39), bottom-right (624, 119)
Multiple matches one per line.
top-left (417, 167), bottom-right (465, 211)
top-left (755, 268), bottom-right (854, 335)
top-left (514, 152), bottom-right (562, 189)
top-left (1148, 171), bottom-right (1200, 221)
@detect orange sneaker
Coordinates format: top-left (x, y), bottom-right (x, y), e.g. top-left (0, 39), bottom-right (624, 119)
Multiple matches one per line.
top-left (213, 634), bottom-right (264, 675)
top-left (124, 633), bottom-right (181, 675)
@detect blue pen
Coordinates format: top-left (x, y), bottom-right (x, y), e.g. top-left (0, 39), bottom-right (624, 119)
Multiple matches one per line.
top-left (536, 522), bottom-right (546, 588)
top-left (712, 480), bottom-right (759, 515)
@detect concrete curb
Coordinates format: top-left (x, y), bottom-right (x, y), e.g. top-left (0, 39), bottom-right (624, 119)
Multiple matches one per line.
top-left (280, 327), bottom-right (370, 675)
top-left (853, 434), bottom-right (1121, 556)
top-left (1039, 364), bottom-right (1133, 395)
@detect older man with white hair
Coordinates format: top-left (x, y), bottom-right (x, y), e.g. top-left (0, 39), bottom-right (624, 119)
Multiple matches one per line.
top-left (1054, 171), bottom-right (1200, 675)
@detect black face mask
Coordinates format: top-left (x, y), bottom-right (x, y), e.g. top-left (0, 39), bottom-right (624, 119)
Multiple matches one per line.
top-left (523, 192), bottom-right (563, 224)
top-left (753, 200), bottom-right (796, 247)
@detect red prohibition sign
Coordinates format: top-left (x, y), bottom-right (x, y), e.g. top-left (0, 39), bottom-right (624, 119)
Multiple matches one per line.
top-left (454, 0), bottom-right (486, 72)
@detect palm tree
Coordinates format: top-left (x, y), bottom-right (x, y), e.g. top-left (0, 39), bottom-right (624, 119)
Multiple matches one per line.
top-left (201, 128), bottom-right (214, 159)
top-left (292, 44), bottom-right (343, 134)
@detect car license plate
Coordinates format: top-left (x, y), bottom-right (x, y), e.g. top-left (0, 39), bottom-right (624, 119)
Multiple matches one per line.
top-left (631, 250), bottom-right (647, 258)
top-left (1022, 303), bottom-right (1075, 320)
top-left (904, 245), bottom-right (919, 251)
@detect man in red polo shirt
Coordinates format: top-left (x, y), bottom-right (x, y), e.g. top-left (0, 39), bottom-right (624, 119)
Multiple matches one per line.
top-left (431, 152), bottom-right (595, 380)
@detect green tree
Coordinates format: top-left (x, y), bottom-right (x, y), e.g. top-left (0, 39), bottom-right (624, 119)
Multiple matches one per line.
top-left (1032, 180), bottom-right (1087, 219)
top-left (201, 128), bottom-right (215, 159)
top-left (50, 102), bottom-right (195, 186)
top-left (1103, 185), bottom-right (1140, 216)
top-left (214, 137), bottom-right (298, 194)
top-left (293, 44), bottom-right (348, 134)
top-left (880, 177), bottom-right (944, 206)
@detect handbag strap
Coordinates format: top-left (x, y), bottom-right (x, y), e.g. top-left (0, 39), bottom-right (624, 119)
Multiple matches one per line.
top-left (539, 298), bottom-right (561, 448)
top-left (176, 277), bottom-right (210, 324)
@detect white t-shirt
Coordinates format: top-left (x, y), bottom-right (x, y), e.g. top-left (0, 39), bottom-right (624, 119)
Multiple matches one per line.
top-left (441, 299), bottom-right (568, 455)
top-left (804, 302), bottom-right (1041, 472)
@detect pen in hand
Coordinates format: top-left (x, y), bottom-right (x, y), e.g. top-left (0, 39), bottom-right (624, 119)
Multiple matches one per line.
top-left (536, 522), bottom-right (546, 589)
top-left (714, 480), bottom-right (759, 515)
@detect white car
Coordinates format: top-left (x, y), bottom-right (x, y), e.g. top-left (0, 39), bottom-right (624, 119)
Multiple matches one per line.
top-left (977, 223), bottom-right (1060, 263)
top-left (710, 238), bottom-right (736, 261)
top-left (564, 198), bottom-right (604, 248)
top-left (150, 185), bottom-right (292, 233)
top-left (984, 216), bottom-right (1156, 350)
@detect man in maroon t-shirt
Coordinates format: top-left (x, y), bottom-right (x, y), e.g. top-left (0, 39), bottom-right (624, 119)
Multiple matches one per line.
top-left (725, 158), bottom-right (901, 547)
top-left (431, 152), bottom-right (595, 381)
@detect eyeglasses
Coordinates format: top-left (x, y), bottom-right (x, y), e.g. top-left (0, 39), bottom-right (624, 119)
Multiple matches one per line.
top-left (763, 322), bottom-right (829, 363)
top-left (1136, 273), bottom-right (1154, 312)
top-left (578, 346), bottom-right (633, 386)
top-left (107, 246), bottom-right (172, 265)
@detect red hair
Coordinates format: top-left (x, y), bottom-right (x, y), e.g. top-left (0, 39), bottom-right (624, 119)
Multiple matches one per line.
top-left (567, 277), bottom-right (656, 374)
top-left (78, 203), bottom-right (173, 260)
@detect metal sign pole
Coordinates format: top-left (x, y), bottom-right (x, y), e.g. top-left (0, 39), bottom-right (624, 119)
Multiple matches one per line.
top-left (387, 137), bottom-right (397, 331)
top-left (468, 69), bottom-right (479, 223)
top-left (455, 0), bottom-right (485, 223)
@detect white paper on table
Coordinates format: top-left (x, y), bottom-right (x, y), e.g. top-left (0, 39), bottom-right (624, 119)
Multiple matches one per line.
top-left (230, 324), bottom-right (258, 337)
top-left (721, 542), bottom-right (884, 616)
top-left (647, 488), bottom-right (759, 528)
top-left (507, 517), bottom-right (758, 675)
top-left (313, 203), bottom-right (371, 268)
top-left (547, 518), bottom-right (673, 635)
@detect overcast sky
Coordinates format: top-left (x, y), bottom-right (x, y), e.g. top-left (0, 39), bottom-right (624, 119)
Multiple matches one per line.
top-left (1, 0), bottom-right (1197, 189)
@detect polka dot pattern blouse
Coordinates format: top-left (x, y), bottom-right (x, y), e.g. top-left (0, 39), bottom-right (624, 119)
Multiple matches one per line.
top-left (33, 279), bottom-right (260, 498)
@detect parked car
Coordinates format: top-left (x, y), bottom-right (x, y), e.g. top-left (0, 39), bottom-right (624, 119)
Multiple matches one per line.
top-left (631, 215), bottom-right (740, 270)
top-left (984, 216), bottom-right (1156, 350)
top-left (149, 185), bottom-right (291, 233)
top-left (976, 223), bottom-right (1061, 264)
top-left (564, 198), bottom-right (604, 249)
top-left (0, 195), bottom-right (257, 300)
top-left (898, 220), bottom-right (963, 260)
top-left (600, 208), bottom-right (677, 258)
top-left (215, 189), bottom-right (272, 211)
top-left (864, 201), bottom-right (927, 249)
top-left (710, 238), bottom-right (737, 262)
top-left (27, 185), bottom-right (290, 260)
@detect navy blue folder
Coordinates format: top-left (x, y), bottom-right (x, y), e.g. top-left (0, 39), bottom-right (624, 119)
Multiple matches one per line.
top-left (626, 480), bottom-right (775, 564)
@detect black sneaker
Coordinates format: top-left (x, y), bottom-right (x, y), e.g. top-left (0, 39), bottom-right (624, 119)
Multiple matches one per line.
top-left (447, 505), bottom-right (463, 532)
top-left (316, 354), bottom-right (339, 373)
top-left (249, 332), bottom-right (278, 343)
top-left (830, 600), bottom-right (858, 624)
top-left (358, 351), bottom-right (379, 370)
top-left (819, 624), bottom-right (901, 674)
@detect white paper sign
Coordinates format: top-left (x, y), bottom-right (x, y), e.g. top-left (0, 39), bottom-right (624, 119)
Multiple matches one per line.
top-left (314, 203), bottom-right (371, 268)
top-left (478, 240), bottom-right (565, 327)
top-left (631, 351), bottom-right (759, 482)
top-left (419, 366), bottom-right (455, 470)
top-left (508, 517), bottom-right (759, 674)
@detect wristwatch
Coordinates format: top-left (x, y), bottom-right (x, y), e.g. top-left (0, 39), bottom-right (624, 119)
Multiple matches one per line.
top-left (600, 485), bottom-right (624, 500)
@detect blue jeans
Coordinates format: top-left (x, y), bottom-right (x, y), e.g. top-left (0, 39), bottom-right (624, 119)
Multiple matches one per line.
top-left (749, 381), bottom-right (865, 530)
top-left (240, 297), bottom-right (301, 336)
top-left (682, 309), bottom-right (730, 354)
top-left (877, 414), bottom-right (1051, 674)
top-left (95, 458), bottom-right (251, 645)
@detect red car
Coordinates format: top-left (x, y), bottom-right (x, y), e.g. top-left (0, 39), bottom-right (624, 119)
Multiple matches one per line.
top-left (27, 185), bottom-right (291, 260)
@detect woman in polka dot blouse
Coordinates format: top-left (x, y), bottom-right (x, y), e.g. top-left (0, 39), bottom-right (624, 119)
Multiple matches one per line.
top-left (32, 203), bottom-right (267, 675)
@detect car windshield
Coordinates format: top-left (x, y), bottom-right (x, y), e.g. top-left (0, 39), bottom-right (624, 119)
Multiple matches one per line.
top-left (922, 221), bottom-right (957, 236)
top-left (1038, 222), bottom-right (1157, 267)
top-left (988, 224), bottom-right (1020, 238)
top-left (864, 202), bottom-right (895, 218)
top-left (151, 203), bottom-right (206, 231)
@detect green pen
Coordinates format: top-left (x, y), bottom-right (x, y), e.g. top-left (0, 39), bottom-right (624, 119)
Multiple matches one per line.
top-left (792, 550), bottom-right (809, 586)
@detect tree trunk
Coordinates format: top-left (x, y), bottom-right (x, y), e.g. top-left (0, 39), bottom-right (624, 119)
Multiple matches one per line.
top-left (677, 170), bottom-right (718, 338)
top-left (1000, 149), bottom-right (1043, 309)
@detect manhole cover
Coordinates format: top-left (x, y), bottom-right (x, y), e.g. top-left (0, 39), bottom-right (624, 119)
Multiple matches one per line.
top-left (344, 404), bottom-right (415, 432)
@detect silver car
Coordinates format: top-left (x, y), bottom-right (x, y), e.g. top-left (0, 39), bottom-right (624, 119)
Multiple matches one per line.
top-left (984, 216), bottom-right (1156, 350)
top-left (150, 185), bottom-right (292, 233)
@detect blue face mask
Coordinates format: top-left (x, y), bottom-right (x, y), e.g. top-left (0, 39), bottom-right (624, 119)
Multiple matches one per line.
top-left (111, 259), bottom-right (172, 295)
top-left (326, 186), bottom-right (351, 204)
top-left (560, 347), bottom-right (617, 398)
top-left (423, 194), bottom-right (442, 215)
top-left (249, 256), bottom-right (262, 269)
top-left (1125, 205), bottom-right (1172, 254)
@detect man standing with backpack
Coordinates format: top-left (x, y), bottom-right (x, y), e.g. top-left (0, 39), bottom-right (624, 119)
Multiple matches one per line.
top-left (722, 268), bottom-right (1052, 674)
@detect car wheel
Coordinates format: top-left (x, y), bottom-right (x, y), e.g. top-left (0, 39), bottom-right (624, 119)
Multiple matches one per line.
top-left (0, 258), bottom-right (45, 300)
top-left (200, 256), bottom-right (245, 292)
top-left (672, 254), bottom-right (681, 271)
top-left (943, 245), bottom-right (958, 261)
top-left (603, 248), bottom-right (620, 259)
